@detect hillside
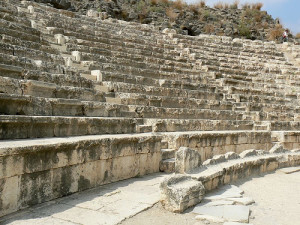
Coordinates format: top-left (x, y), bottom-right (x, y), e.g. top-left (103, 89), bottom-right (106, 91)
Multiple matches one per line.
top-left (29, 0), bottom-right (287, 41)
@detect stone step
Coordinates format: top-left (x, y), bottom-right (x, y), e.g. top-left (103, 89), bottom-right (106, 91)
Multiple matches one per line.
top-left (161, 140), bottom-right (169, 149)
top-left (0, 131), bottom-right (162, 217)
top-left (0, 93), bottom-right (137, 117)
top-left (105, 97), bottom-right (122, 104)
top-left (81, 73), bottom-right (97, 81)
top-left (0, 115), bottom-right (143, 139)
top-left (159, 158), bottom-right (175, 173)
top-left (161, 148), bottom-right (176, 160)
top-left (136, 125), bottom-right (152, 133)
top-left (253, 125), bottom-right (269, 131)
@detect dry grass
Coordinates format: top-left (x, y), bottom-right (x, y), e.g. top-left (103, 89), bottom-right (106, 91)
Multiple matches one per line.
top-left (204, 24), bottom-right (215, 33)
top-left (188, 0), bottom-right (206, 14)
top-left (262, 22), bottom-right (269, 29)
top-left (242, 3), bottom-right (251, 9)
top-left (214, 2), bottom-right (229, 9)
top-left (158, 0), bottom-right (169, 4)
top-left (268, 24), bottom-right (284, 41)
top-left (166, 7), bottom-right (178, 22)
top-left (296, 33), bottom-right (300, 39)
top-left (254, 12), bottom-right (262, 22)
top-left (150, 0), bottom-right (159, 5)
top-left (189, 4), bottom-right (200, 14)
top-left (230, 0), bottom-right (239, 9)
top-left (199, 0), bottom-right (206, 8)
top-left (214, 2), bottom-right (223, 9)
top-left (252, 2), bottom-right (263, 10)
top-left (172, 0), bottom-right (185, 10)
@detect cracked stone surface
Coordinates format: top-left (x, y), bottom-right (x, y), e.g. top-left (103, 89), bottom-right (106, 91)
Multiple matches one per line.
top-left (0, 173), bottom-right (167, 225)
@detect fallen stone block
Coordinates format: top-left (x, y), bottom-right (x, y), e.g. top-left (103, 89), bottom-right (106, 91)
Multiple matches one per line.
top-left (160, 174), bottom-right (205, 213)
top-left (225, 152), bottom-right (240, 160)
top-left (239, 149), bottom-right (257, 158)
top-left (269, 143), bottom-right (288, 154)
top-left (175, 147), bottom-right (201, 173)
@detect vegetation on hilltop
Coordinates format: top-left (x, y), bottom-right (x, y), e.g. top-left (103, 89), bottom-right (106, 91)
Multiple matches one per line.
top-left (31, 0), bottom-right (293, 41)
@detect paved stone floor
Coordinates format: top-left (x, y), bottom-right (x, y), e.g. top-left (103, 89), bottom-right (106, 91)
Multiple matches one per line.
top-left (0, 173), bottom-right (167, 225)
top-left (1, 168), bottom-right (299, 225)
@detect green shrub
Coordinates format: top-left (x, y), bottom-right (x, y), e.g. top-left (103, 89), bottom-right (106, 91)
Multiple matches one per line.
top-left (238, 22), bottom-right (251, 39)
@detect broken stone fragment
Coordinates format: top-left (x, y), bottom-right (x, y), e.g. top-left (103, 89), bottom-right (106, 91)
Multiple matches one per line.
top-left (160, 174), bottom-right (205, 213)
top-left (239, 149), bottom-right (257, 158)
top-left (269, 143), bottom-right (288, 154)
top-left (224, 152), bottom-right (240, 160)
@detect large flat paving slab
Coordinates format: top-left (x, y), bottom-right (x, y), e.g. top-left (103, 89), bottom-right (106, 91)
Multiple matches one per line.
top-left (0, 173), bottom-right (167, 225)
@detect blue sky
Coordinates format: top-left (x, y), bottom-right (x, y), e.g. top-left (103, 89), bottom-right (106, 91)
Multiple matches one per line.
top-left (185, 0), bottom-right (300, 34)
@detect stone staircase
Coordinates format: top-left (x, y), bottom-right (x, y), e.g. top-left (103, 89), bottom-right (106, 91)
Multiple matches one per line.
top-left (1, 0), bottom-right (300, 217)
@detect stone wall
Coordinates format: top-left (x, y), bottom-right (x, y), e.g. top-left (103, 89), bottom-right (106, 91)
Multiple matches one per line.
top-left (0, 134), bottom-right (162, 216)
top-left (272, 131), bottom-right (300, 150)
top-left (163, 131), bottom-right (273, 162)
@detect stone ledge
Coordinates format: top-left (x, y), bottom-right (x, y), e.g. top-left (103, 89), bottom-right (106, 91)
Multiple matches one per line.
top-left (0, 133), bottom-right (162, 217)
top-left (160, 149), bottom-right (300, 213)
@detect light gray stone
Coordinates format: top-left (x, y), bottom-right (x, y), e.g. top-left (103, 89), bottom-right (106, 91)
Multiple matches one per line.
top-left (201, 200), bottom-right (235, 206)
top-left (278, 166), bottom-right (300, 174)
top-left (160, 174), bottom-right (205, 213)
top-left (224, 222), bottom-right (254, 225)
top-left (175, 147), bottom-right (201, 173)
top-left (193, 205), bottom-right (250, 223)
top-left (269, 143), bottom-right (288, 154)
top-left (224, 152), bottom-right (240, 160)
top-left (205, 185), bottom-right (244, 201)
top-left (195, 215), bottom-right (225, 223)
top-left (239, 149), bottom-right (257, 158)
top-left (226, 197), bottom-right (255, 205)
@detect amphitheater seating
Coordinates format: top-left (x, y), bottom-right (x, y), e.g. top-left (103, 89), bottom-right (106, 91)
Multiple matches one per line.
top-left (1, 0), bottom-right (300, 217)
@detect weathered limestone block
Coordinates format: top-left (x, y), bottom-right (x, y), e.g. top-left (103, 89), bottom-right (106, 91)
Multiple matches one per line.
top-left (54, 34), bottom-right (66, 45)
top-left (72, 51), bottom-right (81, 62)
top-left (64, 57), bottom-right (72, 67)
top-left (225, 152), bottom-right (240, 160)
top-left (30, 20), bottom-right (36, 29)
top-left (203, 154), bottom-right (226, 166)
top-left (0, 134), bottom-right (162, 216)
top-left (91, 70), bottom-right (102, 81)
top-left (162, 28), bottom-right (176, 34)
top-left (87, 9), bottom-right (99, 18)
top-left (239, 149), bottom-right (257, 158)
top-left (175, 147), bottom-right (201, 173)
top-left (160, 174), bottom-right (205, 213)
top-left (269, 143), bottom-right (288, 154)
top-left (27, 5), bottom-right (34, 13)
